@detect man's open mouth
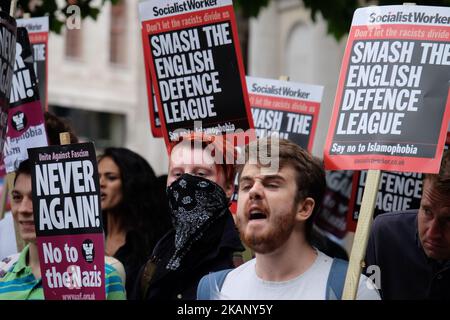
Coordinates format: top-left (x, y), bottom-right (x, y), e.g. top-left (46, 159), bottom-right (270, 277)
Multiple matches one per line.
top-left (249, 212), bottom-right (267, 220)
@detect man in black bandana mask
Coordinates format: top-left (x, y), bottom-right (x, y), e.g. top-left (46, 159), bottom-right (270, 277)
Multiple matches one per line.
top-left (132, 133), bottom-right (244, 300)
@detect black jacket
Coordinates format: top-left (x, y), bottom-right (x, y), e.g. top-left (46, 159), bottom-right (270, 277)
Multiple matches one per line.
top-left (365, 210), bottom-right (450, 300)
top-left (131, 210), bottom-right (244, 300)
top-left (113, 230), bottom-right (151, 296)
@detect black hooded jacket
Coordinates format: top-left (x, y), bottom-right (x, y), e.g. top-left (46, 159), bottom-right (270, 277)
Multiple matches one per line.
top-left (131, 210), bottom-right (244, 300)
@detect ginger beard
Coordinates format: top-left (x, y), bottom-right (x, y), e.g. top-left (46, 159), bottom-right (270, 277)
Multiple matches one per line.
top-left (235, 204), bottom-right (298, 254)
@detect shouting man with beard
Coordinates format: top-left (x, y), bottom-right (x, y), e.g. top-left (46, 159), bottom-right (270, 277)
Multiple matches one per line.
top-left (198, 138), bottom-right (379, 300)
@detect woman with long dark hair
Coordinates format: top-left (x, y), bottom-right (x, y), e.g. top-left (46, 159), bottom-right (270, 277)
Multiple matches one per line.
top-left (98, 148), bottom-right (172, 295)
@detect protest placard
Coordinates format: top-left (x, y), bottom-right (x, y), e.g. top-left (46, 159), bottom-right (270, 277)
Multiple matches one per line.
top-left (0, 11), bottom-right (16, 159)
top-left (146, 77), bottom-right (162, 138)
top-left (247, 76), bottom-right (323, 151)
top-left (141, 29), bottom-right (162, 138)
top-left (139, 0), bottom-right (253, 146)
top-left (325, 5), bottom-right (450, 299)
top-left (325, 5), bottom-right (450, 173)
top-left (3, 27), bottom-right (47, 174)
top-left (146, 67), bottom-right (162, 138)
top-left (28, 142), bottom-right (105, 300)
top-left (347, 170), bottom-right (422, 232)
top-left (229, 76), bottom-right (323, 213)
top-left (149, 84), bottom-right (162, 137)
top-left (315, 170), bottom-right (353, 239)
top-left (17, 17), bottom-right (48, 111)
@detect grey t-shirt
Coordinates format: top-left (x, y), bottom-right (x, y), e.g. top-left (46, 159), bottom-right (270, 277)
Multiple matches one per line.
top-left (219, 250), bottom-right (380, 300)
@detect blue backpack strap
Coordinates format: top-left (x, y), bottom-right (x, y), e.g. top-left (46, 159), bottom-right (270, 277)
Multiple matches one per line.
top-left (197, 269), bottom-right (232, 300)
top-left (326, 258), bottom-right (348, 300)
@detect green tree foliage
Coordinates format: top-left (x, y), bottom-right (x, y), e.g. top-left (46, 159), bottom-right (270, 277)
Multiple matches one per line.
top-left (6, 0), bottom-right (450, 38)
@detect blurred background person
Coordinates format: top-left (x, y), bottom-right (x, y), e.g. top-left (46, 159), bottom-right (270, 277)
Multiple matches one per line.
top-left (44, 112), bottom-right (79, 145)
top-left (98, 147), bottom-right (172, 295)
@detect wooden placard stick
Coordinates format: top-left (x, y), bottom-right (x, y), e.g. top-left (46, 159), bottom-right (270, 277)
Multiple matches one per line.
top-left (59, 132), bottom-right (71, 145)
top-left (10, 0), bottom-right (17, 17)
top-left (342, 169), bottom-right (381, 299)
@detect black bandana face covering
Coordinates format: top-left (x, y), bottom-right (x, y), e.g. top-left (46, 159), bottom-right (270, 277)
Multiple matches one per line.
top-left (166, 173), bottom-right (229, 270)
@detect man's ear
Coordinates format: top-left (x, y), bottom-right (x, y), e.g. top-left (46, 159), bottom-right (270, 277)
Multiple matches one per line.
top-left (295, 197), bottom-right (315, 222)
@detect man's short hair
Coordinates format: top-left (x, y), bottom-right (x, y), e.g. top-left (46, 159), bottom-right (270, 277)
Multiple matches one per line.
top-left (14, 159), bottom-right (31, 185)
top-left (237, 137), bottom-right (326, 243)
top-left (168, 133), bottom-right (237, 186)
top-left (44, 112), bottom-right (79, 145)
top-left (424, 149), bottom-right (450, 194)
